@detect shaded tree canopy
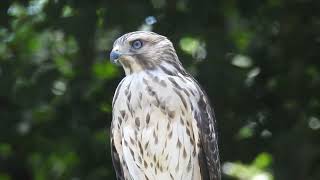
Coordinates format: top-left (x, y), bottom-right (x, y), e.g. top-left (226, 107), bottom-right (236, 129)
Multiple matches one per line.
top-left (0, 0), bottom-right (319, 179)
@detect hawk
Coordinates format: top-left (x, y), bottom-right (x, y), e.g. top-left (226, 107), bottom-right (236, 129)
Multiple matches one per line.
top-left (110, 31), bottom-right (221, 180)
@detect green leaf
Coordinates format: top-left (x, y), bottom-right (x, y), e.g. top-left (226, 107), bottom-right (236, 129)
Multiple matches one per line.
top-left (253, 153), bottom-right (272, 169)
top-left (231, 54), bottom-right (253, 68)
top-left (179, 37), bottom-right (200, 55)
top-left (237, 126), bottom-right (254, 139)
top-left (0, 173), bottom-right (11, 180)
top-left (0, 143), bottom-right (12, 158)
top-left (93, 61), bottom-right (119, 80)
top-left (61, 5), bottom-right (74, 18)
top-left (7, 3), bottom-right (26, 17)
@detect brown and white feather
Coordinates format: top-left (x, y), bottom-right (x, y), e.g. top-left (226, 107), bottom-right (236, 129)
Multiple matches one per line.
top-left (111, 31), bottom-right (220, 180)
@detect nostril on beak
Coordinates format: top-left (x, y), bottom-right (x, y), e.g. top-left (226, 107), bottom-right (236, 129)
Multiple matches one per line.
top-left (110, 51), bottom-right (120, 63)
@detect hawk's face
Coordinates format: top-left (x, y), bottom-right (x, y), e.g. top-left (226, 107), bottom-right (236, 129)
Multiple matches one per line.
top-left (110, 31), bottom-right (179, 75)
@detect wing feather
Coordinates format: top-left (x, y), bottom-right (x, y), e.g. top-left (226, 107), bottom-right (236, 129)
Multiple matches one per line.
top-left (168, 74), bottom-right (221, 180)
top-left (191, 78), bottom-right (221, 180)
top-left (111, 78), bottom-right (126, 180)
top-left (111, 136), bottom-right (125, 180)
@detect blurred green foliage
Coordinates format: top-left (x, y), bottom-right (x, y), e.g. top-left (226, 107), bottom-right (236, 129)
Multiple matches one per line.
top-left (0, 0), bottom-right (319, 180)
top-left (223, 152), bottom-right (273, 180)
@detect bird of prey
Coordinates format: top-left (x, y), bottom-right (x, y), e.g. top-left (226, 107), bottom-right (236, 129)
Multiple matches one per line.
top-left (110, 31), bottom-right (221, 180)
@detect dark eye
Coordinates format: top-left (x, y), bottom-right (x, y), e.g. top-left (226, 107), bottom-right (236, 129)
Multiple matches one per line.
top-left (131, 40), bottom-right (143, 49)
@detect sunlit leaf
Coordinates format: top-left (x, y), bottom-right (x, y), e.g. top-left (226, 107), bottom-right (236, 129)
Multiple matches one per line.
top-left (223, 152), bottom-right (273, 180)
top-left (7, 3), bottom-right (26, 17)
top-left (52, 80), bottom-right (67, 96)
top-left (246, 67), bottom-right (261, 86)
top-left (17, 120), bottom-right (31, 135)
top-left (231, 54), bottom-right (253, 68)
top-left (308, 116), bottom-right (320, 130)
top-left (260, 129), bottom-right (272, 138)
top-left (179, 37), bottom-right (200, 55)
top-left (238, 126), bottom-right (254, 139)
top-left (253, 153), bottom-right (272, 169)
top-left (27, 0), bottom-right (48, 15)
top-left (62, 5), bottom-right (74, 18)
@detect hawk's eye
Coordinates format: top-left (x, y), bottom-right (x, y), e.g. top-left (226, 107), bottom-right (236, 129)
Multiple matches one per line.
top-left (131, 40), bottom-right (143, 49)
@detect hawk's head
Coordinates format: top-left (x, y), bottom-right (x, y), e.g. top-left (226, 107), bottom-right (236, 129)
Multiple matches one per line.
top-left (110, 31), bottom-right (184, 75)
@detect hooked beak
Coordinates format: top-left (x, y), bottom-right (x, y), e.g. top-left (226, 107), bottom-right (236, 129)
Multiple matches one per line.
top-left (110, 50), bottom-right (121, 64)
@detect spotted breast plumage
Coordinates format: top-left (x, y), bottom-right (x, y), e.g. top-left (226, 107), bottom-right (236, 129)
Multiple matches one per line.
top-left (110, 31), bottom-right (221, 180)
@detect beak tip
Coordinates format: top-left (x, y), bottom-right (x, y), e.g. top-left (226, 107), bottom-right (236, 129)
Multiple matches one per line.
top-left (110, 51), bottom-right (120, 63)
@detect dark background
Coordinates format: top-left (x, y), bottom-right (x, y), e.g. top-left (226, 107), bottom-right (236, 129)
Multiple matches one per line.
top-left (0, 0), bottom-right (319, 179)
